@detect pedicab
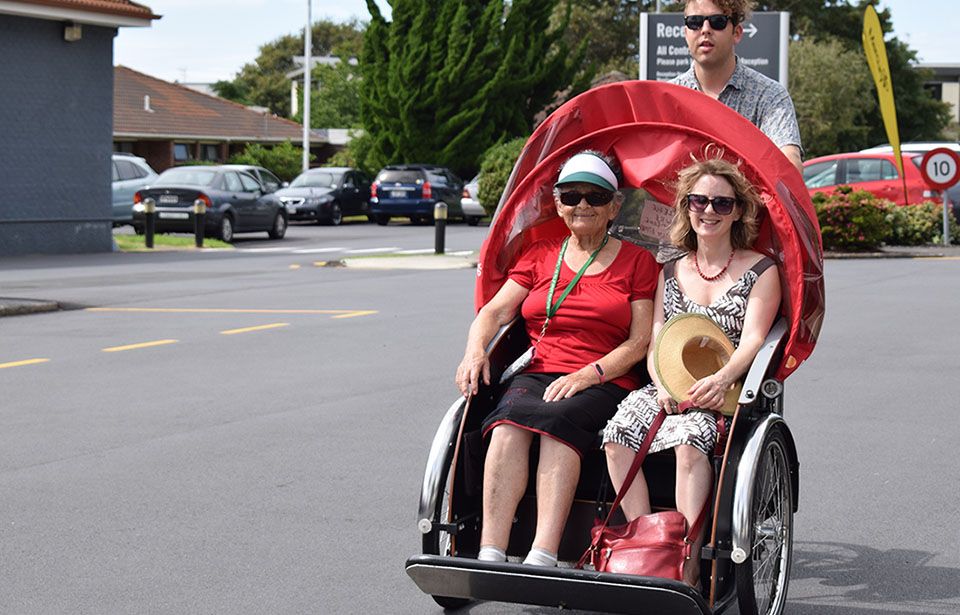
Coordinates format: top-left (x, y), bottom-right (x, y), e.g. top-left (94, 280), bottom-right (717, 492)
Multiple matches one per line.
top-left (405, 81), bottom-right (825, 615)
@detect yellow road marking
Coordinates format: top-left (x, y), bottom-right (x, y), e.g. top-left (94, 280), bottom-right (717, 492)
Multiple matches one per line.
top-left (220, 323), bottom-right (289, 335)
top-left (331, 310), bottom-right (379, 319)
top-left (0, 358), bottom-right (50, 369)
top-left (87, 308), bottom-right (377, 317)
top-left (102, 339), bottom-right (178, 353)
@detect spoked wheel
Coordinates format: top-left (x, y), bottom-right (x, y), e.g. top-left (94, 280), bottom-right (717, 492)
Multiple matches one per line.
top-left (422, 453), bottom-right (471, 610)
top-left (218, 215), bottom-right (234, 243)
top-left (736, 429), bottom-right (793, 615)
top-left (322, 203), bottom-right (342, 226)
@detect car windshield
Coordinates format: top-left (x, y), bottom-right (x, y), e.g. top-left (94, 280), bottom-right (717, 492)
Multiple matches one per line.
top-left (291, 172), bottom-right (341, 188)
top-left (378, 170), bottom-right (424, 184)
top-left (157, 168), bottom-right (218, 186)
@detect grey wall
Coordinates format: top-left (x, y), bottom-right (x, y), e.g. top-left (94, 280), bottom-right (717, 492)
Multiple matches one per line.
top-left (0, 14), bottom-right (114, 256)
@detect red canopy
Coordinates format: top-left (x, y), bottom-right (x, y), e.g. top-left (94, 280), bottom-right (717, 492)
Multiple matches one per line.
top-left (475, 81), bottom-right (824, 380)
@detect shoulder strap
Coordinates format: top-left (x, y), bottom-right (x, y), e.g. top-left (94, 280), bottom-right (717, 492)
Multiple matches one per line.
top-left (662, 256), bottom-right (683, 282)
top-left (749, 256), bottom-right (776, 277)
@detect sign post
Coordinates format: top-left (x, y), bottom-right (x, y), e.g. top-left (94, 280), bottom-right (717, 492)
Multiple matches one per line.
top-left (919, 148), bottom-right (960, 245)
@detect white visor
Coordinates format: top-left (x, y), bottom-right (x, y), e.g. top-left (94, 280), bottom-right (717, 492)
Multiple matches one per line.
top-left (556, 153), bottom-right (618, 191)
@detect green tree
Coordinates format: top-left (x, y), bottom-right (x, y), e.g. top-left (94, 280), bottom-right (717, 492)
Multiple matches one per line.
top-left (556, 1), bottom-right (656, 77)
top-left (758, 0), bottom-right (950, 148)
top-left (228, 141), bottom-right (312, 182)
top-left (213, 19), bottom-right (365, 117)
top-left (789, 38), bottom-right (874, 158)
top-left (297, 61), bottom-right (362, 129)
top-left (360, 0), bottom-right (589, 177)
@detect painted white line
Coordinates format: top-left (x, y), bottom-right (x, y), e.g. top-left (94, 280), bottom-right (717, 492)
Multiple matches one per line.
top-left (394, 248), bottom-right (435, 255)
top-left (292, 247), bottom-right (347, 254)
top-left (345, 247), bottom-right (401, 254)
top-left (447, 250), bottom-right (473, 256)
top-left (238, 247), bottom-right (291, 253)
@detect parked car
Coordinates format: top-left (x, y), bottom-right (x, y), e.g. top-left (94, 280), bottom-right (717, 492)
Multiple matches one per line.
top-left (802, 151), bottom-right (937, 205)
top-left (275, 167), bottom-right (371, 225)
top-left (859, 142), bottom-right (960, 211)
top-left (369, 164), bottom-right (464, 225)
top-left (220, 164), bottom-right (284, 193)
top-left (459, 174), bottom-right (485, 226)
top-left (132, 165), bottom-right (287, 242)
top-left (112, 153), bottom-right (158, 225)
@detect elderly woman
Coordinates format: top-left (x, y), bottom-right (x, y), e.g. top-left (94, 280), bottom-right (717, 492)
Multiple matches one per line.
top-left (456, 151), bottom-right (659, 567)
top-left (602, 155), bottom-right (781, 586)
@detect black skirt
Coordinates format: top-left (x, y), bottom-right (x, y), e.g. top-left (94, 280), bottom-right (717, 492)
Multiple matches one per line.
top-left (482, 373), bottom-right (630, 457)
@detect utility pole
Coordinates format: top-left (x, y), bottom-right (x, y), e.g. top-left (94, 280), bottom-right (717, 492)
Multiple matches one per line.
top-left (302, 0), bottom-right (312, 173)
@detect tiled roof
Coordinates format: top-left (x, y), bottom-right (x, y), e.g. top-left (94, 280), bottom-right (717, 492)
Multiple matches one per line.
top-left (11, 0), bottom-right (159, 19)
top-left (114, 66), bottom-right (305, 143)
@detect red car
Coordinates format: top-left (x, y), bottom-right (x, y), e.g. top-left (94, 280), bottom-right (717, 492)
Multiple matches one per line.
top-left (802, 151), bottom-right (936, 205)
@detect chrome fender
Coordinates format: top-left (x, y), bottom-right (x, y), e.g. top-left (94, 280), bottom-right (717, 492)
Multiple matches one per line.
top-left (417, 396), bottom-right (466, 532)
top-left (730, 413), bottom-right (786, 564)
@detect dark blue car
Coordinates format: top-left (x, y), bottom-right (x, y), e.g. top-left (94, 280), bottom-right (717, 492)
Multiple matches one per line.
top-left (369, 164), bottom-right (464, 225)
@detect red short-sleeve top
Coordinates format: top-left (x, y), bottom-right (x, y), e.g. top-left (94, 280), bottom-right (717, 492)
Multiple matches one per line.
top-left (508, 237), bottom-right (659, 390)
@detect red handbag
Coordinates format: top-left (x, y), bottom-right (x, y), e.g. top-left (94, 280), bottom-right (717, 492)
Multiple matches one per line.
top-left (578, 410), bottom-right (710, 580)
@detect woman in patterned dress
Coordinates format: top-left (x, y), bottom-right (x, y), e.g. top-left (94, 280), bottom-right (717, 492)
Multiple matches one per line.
top-left (602, 155), bottom-right (782, 586)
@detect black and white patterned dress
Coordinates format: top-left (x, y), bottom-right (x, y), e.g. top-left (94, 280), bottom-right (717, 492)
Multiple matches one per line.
top-left (602, 255), bottom-right (776, 456)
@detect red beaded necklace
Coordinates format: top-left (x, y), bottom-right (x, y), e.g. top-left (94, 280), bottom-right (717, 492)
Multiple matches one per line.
top-left (694, 249), bottom-right (735, 282)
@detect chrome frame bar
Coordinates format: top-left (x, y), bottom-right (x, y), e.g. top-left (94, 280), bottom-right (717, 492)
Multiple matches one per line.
top-left (730, 413), bottom-right (785, 563)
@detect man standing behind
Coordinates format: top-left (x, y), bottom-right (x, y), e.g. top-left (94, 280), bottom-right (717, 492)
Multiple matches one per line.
top-left (672, 0), bottom-right (804, 172)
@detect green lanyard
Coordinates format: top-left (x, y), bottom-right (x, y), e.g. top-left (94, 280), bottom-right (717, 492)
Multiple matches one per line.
top-left (538, 233), bottom-right (609, 342)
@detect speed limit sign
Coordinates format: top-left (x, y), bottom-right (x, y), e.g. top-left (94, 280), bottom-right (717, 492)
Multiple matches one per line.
top-left (920, 148), bottom-right (960, 190)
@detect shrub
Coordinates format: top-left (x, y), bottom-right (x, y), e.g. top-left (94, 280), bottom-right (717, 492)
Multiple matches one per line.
top-left (229, 141), bottom-right (311, 182)
top-left (478, 137), bottom-right (527, 216)
top-left (813, 187), bottom-right (888, 251)
top-left (882, 200), bottom-right (960, 246)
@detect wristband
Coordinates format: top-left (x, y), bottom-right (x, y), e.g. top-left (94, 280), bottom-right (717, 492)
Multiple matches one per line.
top-left (593, 362), bottom-right (605, 384)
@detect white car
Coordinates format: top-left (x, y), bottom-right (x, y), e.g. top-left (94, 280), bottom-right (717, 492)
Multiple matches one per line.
top-left (460, 174), bottom-right (485, 226)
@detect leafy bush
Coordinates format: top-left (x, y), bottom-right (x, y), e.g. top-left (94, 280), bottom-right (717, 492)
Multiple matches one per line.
top-left (326, 131), bottom-right (375, 177)
top-left (881, 200), bottom-right (960, 246)
top-left (478, 137), bottom-right (527, 216)
top-left (229, 141), bottom-right (311, 182)
top-left (813, 187), bottom-right (888, 251)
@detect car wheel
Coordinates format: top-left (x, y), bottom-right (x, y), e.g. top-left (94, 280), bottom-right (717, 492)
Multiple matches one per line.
top-left (218, 215), bottom-right (235, 243)
top-left (322, 203), bottom-right (343, 226)
top-left (268, 211), bottom-right (287, 239)
top-left (465, 215), bottom-right (481, 226)
top-left (374, 214), bottom-right (390, 226)
top-left (133, 225), bottom-right (145, 236)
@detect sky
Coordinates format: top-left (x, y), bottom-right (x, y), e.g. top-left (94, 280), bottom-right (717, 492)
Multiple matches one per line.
top-left (113, 0), bottom-right (954, 85)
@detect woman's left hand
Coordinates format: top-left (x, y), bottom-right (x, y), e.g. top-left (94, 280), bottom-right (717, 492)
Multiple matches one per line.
top-left (542, 369), bottom-right (596, 402)
top-left (686, 373), bottom-right (732, 411)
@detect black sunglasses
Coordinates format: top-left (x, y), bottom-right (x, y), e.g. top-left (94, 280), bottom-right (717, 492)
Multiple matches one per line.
top-left (687, 193), bottom-right (738, 215)
top-left (684, 14), bottom-right (733, 31)
top-left (558, 189), bottom-right (615, 207)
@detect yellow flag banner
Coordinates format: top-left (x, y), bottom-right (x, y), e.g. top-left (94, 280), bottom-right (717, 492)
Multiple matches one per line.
top-left (862, 5), bottom-right (909, 202)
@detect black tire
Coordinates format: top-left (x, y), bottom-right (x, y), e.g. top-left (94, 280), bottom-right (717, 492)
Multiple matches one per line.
top-left (422, 449), bottom-right (471, 610)
top-left (133, 226), bottom-right (145, 236)
top-left (366, 214), bottom-right (377, 223)
top-left (374, 214), bottom-right (390, 226)
top-left (218, 215), bottom-right (234, 243)
top-left (465, 216), bottom-right (481, 226)
top-left (322, 203), bottom-right (343, 226)
top-left (268, 211), bottom-right (287, 239)
top-left (735, 428), bottom-right (794, 615)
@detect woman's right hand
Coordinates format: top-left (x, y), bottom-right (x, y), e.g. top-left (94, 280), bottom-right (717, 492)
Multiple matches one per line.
top-left (656, 386), bottom-right (678, 414)
top-left (456, 350), bottom-right (490, 397)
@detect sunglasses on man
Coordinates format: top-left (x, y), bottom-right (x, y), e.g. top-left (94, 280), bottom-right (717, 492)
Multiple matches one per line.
top-left (557, 189), bottom-right (615, 207)
top-left (686, 193), bottom-right (738, 215)
top-left (683, 14), bottom-right (734, 31)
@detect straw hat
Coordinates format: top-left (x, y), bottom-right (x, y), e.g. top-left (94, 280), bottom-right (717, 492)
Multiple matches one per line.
top-left (653, 313), bottom-right (742, 415)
